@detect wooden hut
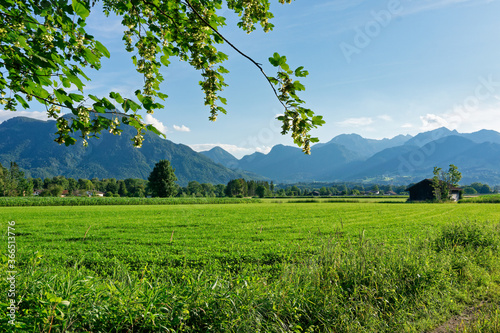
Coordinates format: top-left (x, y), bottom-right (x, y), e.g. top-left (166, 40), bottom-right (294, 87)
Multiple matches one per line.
top-left (406, 179), bottom-right (461, 201)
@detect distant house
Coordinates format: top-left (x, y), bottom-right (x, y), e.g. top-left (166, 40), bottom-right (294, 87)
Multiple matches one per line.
top-left (61, 190), bottom-right (69, 197)
top-left (406, 179), bottom-right (461, 202)
top-left (33, 189), bottom-right (44, 196)
top-left (385, 191), bottom-right (397, 196)
top-left (367, 190), bottom-right (380, 195)
top-left (311, 191), bottom-right (320, 197)
top-left (85, 190), bottom-right (105, 197)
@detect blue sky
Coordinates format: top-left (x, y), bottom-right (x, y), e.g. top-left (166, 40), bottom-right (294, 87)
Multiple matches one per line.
top-left (2, 0), bottom-right (500, 158)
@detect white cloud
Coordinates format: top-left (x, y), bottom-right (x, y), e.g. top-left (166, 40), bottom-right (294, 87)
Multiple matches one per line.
top-left (0, 110), bottom-right (49, 123)
top-left (420, 113), bottom-right (449, 131)
top-left (173, 125), bottom-right (190, 132)
top-left (418, 102), bottom-right (500, 133)
top-left (144, 114), bottom-right (167, 134)
top-left (378, 114), bottom-right (393, 122)
top-left (401, 123), bottom-right (413, 128)
top-left (446, 105), bottom-right (500, 133)
top-left (337, 117), bottom-right (373, 127)
top-left (255, 146), bottom-right (272, 154)
top-left (189, 143), bottom-right (271, 159)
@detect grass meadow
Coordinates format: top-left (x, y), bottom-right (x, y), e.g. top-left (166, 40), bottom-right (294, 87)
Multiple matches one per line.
top-left (1, 201), bottom-right (500, 332)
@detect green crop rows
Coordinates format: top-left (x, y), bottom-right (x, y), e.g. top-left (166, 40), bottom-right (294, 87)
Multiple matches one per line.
top-left (1, 202), bottom-right (500, 332)
top-left (0, 196), bottom-right (257, 207)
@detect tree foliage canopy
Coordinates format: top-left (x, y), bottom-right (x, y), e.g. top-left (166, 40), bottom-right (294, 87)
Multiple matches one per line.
top-left (0, 0), bottom-right (324, 153)
top-left (432, 164), bottom-right (462, 201)
top-left (148, 159), bottom-right (177, 197)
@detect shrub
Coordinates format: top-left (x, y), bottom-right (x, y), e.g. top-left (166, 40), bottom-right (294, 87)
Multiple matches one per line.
top-left (434, 220), bottom-right (499, 252)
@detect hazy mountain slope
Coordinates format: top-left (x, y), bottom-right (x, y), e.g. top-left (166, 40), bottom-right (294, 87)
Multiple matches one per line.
top-left (462, 129), bottom-right (500, 145)
top-left (237, 143), bottom-right (361, 182)
top-left (404, 127), bottom-right (457, 147)
top-left (404, 127), bottom-right (500, 147)
top-left (0, 117), bottom-right (260, 185)
top-left (200, 147), bottom-right (239, 169)
top-left (320, 133), bottom-right (413, 158)
top-left (342, 136), bottom-right (500, 184)
top-left (8, 118), bottom-right (500, 185)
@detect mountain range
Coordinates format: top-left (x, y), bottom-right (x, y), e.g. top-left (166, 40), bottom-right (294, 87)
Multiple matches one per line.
top-left (201, 127), bottom-right (500, 185)
top-left (2, 116), bottom-right (500, 185)
top-left (0, 117), bottom-right (259, 186)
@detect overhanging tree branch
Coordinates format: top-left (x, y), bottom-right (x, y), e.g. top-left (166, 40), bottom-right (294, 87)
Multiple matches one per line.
top-left (1, 0), bottom-right (324, 153)
top-left (181, 0), bottom-right (287, 111)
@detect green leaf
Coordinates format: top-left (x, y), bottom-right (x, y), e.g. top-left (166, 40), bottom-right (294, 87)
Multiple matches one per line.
top-left (268, 52), bottom-right (282, 67)
top-left (157, 92), bottom-right (168, 100)
top-left (312, 116), bottom-right (325, 126)
top-left (109, 92), bottom-right (124, 104)
top-left (61, 78), bottom-right (71, 88)
top-left (295, 66), bottom-right (309, 77)
top-left (95, 41), bottom-right (110, 58)
top-left (146, 124), bottom-right (166, 138)
top-left (142, 96), bottom-right (153, 111)
top-left (69, 93), bottom-right (84, 102)
top-left (54, 89), bottom-right (70, 104)
top-left (64, 137), bottom-right (77, 146)
top-left (14, 94), bottom-right (29, 109)
top-left (160, 55), bottom-right (170, 66)
top-left (66, 74), bottom-right (84, 91)
top-left (72, 0), bottom-right (90, 19)
top-left (84, 48), bottom-right (99, 66)
top-left (293, 81), bottom-right (305, 91)
top-left (17, 36), bottom-right (28, 49)
top-left (88, 95), bottom-right (100, 102)
top-left (123, 99), bottom-right (140, 112)
top-left (93, 104), bottom-right (105, 113)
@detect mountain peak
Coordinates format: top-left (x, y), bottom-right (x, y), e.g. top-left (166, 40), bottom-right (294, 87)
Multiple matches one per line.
top-left (200, 146), bottom-right (239, 169)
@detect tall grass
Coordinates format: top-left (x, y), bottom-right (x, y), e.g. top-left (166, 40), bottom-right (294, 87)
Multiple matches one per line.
top-left (2, 221), bottom-right (499, 332)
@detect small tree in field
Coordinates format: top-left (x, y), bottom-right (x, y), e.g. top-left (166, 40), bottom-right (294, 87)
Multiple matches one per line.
top-left (432, 164), bottom-right (462, 201)
top-left (256, 185), bottom-right (267, 198)
top-left (148, 160), bottom-right (177, 197)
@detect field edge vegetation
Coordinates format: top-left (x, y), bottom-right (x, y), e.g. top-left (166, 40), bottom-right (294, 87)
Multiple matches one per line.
top-left (1, 217), bottom-right (499, 332)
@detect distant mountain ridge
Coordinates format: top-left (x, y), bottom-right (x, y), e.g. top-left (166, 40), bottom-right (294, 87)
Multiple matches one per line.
top-left (3, 117), bottom-right (500, 185)
top-left (201, 127), bottom-right (500, 185)
top-left (0, 117), bottom-right (262, 186)
top-left (317, 133), bottom-right (413, 158)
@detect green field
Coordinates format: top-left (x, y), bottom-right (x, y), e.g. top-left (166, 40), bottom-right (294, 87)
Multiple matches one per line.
top-left (1, 201), bottom-right (500, 332)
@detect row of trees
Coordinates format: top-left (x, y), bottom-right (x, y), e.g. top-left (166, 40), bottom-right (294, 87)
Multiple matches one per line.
top-left (30, 176), bottom-right (147, 197)
top-left (272, 184), bottom-right (408, 197)
top-left (2, 159), bottom-right (499, 198)
top-left (0, 162), bottom-right (33, 196)
top-left (148, 160), bottom-right (275, 198)
top-left (223, 180), bottom-right (411, 198)
top-left (462, 182), bottom-right (497, 194)
top-left (225, 179), bottom-right (273, 198)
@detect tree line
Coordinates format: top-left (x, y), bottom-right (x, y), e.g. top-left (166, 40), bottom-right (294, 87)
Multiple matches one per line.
top-left (1, 160), bottom-right (498, 198)
top-left (0, 162), bottom-right (33, 196)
